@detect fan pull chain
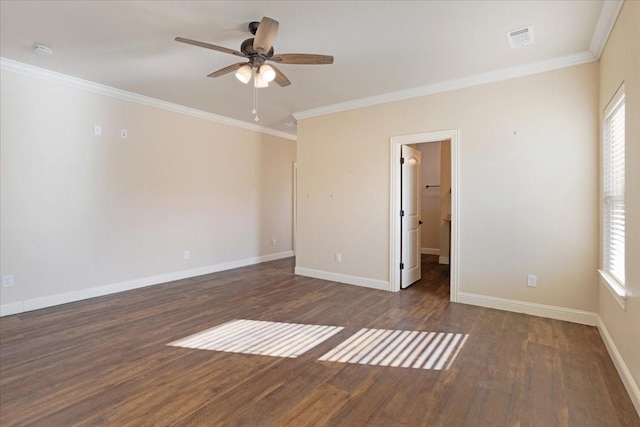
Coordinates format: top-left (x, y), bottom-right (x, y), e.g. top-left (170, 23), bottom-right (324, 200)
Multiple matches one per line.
top-left (252, 73), bottom-right (259, 122)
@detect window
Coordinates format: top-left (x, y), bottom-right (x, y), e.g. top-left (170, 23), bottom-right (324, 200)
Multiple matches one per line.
top-left (599, 84), bottom-right (625, 306)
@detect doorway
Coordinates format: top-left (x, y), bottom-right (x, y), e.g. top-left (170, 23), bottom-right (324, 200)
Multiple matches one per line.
top-left (389, 130), bottom-right (459, 301)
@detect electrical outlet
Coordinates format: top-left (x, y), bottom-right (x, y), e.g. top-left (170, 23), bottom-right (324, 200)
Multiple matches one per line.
top-left (2, 275), bottom-right (14, 287)
top-left (527, 274), bottom-right (537, 287)
top-left (335, 253), bottom-right (342, 263)
top-left (271, 238), bottom-right (277, 246)
top-left (94, 125), bottom-right (102, 136)
top-left (183, 250), bottom-right (190, 260)
top-left (121, 129), bottom-right (128, 138)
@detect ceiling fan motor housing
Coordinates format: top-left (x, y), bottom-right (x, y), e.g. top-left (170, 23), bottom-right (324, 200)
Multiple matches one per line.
top-left (241, 38), bottom-right (274, 58)
top-left (248, 21), bottom-right (260, 35)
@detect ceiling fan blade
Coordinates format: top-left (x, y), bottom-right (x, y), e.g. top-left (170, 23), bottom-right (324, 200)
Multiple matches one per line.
top-left (175, 37), bottom-right (246, 58)
top-left (207, 62), bottom-right (246, 78)
top-left (270, 65), bottom-right (291, 87)
top-left (270, 53), bottom-right (334, 65)
top-left (253, 17), bottom-right (279, 54)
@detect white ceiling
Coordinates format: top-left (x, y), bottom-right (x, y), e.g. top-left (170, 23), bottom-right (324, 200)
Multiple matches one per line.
top-left (0, 1), bottom-right (614, 136)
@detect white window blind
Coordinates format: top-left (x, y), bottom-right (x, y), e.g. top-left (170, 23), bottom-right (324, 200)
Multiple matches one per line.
top-left (603, 90), bottom-right (625, 286)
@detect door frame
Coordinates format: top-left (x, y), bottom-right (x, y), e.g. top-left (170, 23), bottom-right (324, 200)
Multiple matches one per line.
top-left (293, 161), bottom-right (298, 255)
top-left (389, 130), bottom-right (459, 301)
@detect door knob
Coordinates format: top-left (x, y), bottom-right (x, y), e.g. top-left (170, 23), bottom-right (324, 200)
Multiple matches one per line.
top-left (419, 220), bottom-right (423, 225)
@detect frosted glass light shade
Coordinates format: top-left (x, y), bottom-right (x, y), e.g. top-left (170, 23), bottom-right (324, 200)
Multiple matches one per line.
top-left (254, 73), bottom-right (269, 88)
top-left (235, 64), bottom-right (252, 84)
top-left (259, 64), bottom-right (276, 83)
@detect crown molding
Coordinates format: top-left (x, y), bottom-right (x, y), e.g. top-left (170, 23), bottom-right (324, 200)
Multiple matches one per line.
top-left (294, 1), bottom-right (622, 123)
top-left (293, 51), bottom-right (597, 121)
top-left (589, 0), bottom-right (624, 59)
top-left (0, 57), bottom-right (296, 141)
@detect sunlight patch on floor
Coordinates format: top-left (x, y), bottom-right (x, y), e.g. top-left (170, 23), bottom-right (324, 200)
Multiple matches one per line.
top-left (318, 329), bottom-right (468, 370)
top-left (168, 319), bottom-right (344, 358)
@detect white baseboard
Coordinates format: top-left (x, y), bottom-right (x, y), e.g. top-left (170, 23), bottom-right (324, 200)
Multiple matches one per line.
top-left (439, 256), bottom-right (449, 265)
top-left (0, 302), bottom-right (24, 317)
top-left (597, 315), bottom-right (640, 416)
top-left (421, 248), bottom-right (440, 255)
top-left (0, 251), bottom-right (294, 317)
top-left (457, 292), bottom-right (597, 326)
top-left (294, 267), bottom-right (390, 291)
top-left (456, 293), bottom-right (638, 415)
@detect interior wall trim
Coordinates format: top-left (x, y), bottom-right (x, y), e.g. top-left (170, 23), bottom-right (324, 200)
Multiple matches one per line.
top-left (456, 293), bottom-right (638, 414)
top-left (389, 130), bottom-right (460, 299)
top-left (0, 251), bottom-right (294, 317)
top-left (597, 315), bottom-right (640, 416)
top-left (0, 57), bottom-right (296, 141)
top-left (293, 51), bottom-right (596, 120)
top-left (457, 292), bottom-right (598, 326)
top-left (589, 0), bottom-right (624, 58)
top-left (293, 0), bottom-right (621, 122)
top-left (294, 267), bottom-right (389, 291)
top-left (421, 248), bottom-right (440, 255)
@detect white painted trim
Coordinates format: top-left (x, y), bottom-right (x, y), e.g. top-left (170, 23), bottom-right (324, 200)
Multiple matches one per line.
top-left (293, 162), bottom-right (298, 256)
top-left (0, 302), bottom-right (24, 317)
top-left (390, 130), bottom-right (459, 302)
top-left (597, 315), bottom-right (640, 416)
top-left (294, 267), bottom-right (389, 291)
top-left (589, 0), bottom-right (624, 59)
top-left (0, 57), bottom-right (296, 142)
top-left (598, 269), bottom-right (626, 309)
top-left (457, 292), bottom-right (597, 326)
top-left (421, 248), bottom-right (440, 255)
top-left (604, 82), bottom-right (626, 118)
top-left (438, 256), bottom-right (450, 265)
top-left (293, 51), bottom-right (596, 120)
top-left (0, 251), bottom-right (294, 317)
top-left (455, 293), bottom-right (640, 413)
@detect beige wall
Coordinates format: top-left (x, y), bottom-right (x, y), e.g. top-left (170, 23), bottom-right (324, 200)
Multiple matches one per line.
top-left (598, 0), bottom-right (640, 397)
top-left (0, 70), bottom-right (295, 306)
top-left (297, 61), bottom-right (599, 311)
top-left (418, 142), bottom-right (441, 251)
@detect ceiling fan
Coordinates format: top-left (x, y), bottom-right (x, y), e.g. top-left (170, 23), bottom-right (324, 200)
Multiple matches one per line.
top-left (175, 16), bottom-right (334, 88)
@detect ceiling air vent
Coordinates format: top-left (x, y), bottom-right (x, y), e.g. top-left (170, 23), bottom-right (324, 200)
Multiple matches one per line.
top-left (506, 26), bottom-right (534, 48)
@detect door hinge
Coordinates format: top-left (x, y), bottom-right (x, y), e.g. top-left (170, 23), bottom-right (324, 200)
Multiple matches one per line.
top-left (400, 210), bottom-right (405, 217)
top-left (400, 263), bottom-right (404, 270)
top-left (400, 157), bottom-right (405, 164)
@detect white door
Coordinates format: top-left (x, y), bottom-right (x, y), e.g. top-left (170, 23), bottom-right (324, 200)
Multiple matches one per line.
top-left (401, 145), bottom-right (421, 288)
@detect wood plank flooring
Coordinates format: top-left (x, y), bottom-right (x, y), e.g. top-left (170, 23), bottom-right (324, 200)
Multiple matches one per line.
top-left (1, 255), bottom-right (638, 426)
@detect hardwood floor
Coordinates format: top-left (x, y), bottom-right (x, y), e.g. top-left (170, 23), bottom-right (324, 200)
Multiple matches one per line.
top-left (1, 255), bottom-right (638, 426)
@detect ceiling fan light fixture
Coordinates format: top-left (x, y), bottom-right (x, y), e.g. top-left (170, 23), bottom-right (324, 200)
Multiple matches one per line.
top-left (235, 64), bottom-right (252, 84)
top-left (258, 64), bottom-right (276, 83)
top-left (254, 73), bottom-right (269, 88)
